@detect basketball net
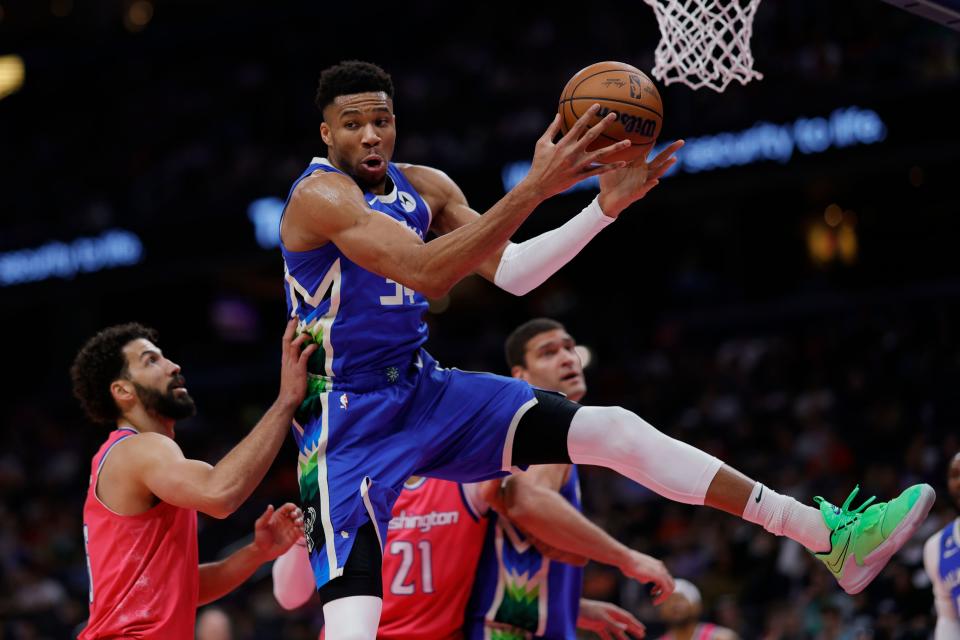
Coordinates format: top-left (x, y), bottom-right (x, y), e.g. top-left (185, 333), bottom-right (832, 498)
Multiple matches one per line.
top-left (644, 0), bottom-right (763, 92)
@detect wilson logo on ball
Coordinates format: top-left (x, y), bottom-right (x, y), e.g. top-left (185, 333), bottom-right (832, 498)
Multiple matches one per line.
top-left (596, 106), bottom-right (658, 136)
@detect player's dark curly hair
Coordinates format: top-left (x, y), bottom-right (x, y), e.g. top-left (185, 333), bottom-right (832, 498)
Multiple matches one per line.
top-left (315, 60), bottom-right (394, 114)
top-left (504, 318), bottom-right (566, 370)
top-left (71, 323), bottom-right (158, 425)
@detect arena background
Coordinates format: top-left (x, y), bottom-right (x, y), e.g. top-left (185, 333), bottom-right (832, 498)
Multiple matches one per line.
top-left (2, 1), bottom-right (959, 637)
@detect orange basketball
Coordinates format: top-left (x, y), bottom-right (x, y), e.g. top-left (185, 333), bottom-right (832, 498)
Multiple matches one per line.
top-left (558, 61), bottom-right (663, 164)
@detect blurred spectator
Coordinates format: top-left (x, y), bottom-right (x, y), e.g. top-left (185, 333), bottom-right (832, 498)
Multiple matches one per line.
top-left (197, 607), bottom-right (234, 640)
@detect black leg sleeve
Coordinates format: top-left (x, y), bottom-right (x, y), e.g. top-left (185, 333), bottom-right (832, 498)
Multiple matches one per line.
top-left (316, 520), bottom-right (384, 603)
top-left (511, 389), bottom-right (582, 467)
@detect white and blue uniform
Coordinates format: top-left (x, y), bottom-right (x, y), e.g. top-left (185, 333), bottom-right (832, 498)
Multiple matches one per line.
top-left (923, 517), bottom-right (960, 639)
top-left (280, 158), bottom-right (536, 589)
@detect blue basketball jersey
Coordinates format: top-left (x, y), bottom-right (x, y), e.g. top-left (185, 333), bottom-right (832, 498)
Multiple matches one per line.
top-left (939, 519), bottom-right (960, 617)
top-left (280, 157), bottom-right (431, 378)
top-left (466, 466), bottom-right (584, 640)
top-left (279, 156), bottom-right (538, 591)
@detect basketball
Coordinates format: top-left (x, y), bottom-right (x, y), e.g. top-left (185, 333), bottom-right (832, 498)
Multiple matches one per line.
top-left (558, 61), bottom-right (663, 164)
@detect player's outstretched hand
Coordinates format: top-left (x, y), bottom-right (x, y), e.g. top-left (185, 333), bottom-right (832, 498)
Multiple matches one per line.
top-left (278, 317), bottom-right (319, 410)
top-left (597, 139), bottom-right (684, 218)
top-left (253, 503), bottom-right (305, 562)
top-left (524, 106), bottom-right (632, 201)
top-left (620, 550), bottom-right (675, 606)
top-left (577, 599), bottom-right (647, 640)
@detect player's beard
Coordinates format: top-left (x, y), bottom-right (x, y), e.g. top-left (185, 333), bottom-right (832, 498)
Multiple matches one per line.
top-left (133, 379), bottom-right (197, 421)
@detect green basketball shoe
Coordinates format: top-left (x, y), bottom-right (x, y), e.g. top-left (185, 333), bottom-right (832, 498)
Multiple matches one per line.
top-left (813, 483), bottom-right (935, 594)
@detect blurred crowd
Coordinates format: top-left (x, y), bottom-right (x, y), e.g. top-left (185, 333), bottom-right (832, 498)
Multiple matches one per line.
top-left (2, 0), bottom-right (957, 247)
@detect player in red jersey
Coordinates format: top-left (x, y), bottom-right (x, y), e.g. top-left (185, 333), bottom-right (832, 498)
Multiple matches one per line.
top-left (71, 318), bottom-right (314, 638)
top-left (274, 476), bottom-right (488, 639)
top-left (274, 481), bottom-right (658, 640)
top-left (378, 477), bottom-right (488, 639)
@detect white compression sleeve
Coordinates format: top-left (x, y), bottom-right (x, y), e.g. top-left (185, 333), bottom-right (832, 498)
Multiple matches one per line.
top-left (323, 595), bottom-right (383, 640)
top-left (271, 540), bottom-right (316, 610)
top-left (493, 197), bottom-right (615, 296)
top-left (567, 406), bottom-right (723, 505)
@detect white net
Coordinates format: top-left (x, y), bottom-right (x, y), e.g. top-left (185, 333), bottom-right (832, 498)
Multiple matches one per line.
top-left (644, 0), bottom-right (763, 92)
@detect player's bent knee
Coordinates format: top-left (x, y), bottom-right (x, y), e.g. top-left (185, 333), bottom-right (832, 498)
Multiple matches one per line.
top-left (569, 405), bottom-right (666, 465)
top-left (571, 404), bottom-right (721, 504)
top-left (612, 407), bottom-right (669, 450)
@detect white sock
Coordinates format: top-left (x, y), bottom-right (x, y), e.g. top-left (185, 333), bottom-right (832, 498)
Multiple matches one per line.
top-left (741, 482), bottom-right (831, 553)
top-left (322, 595), bottom-right (382, 640)
top-left (567, 406), bottom-right (724, 505)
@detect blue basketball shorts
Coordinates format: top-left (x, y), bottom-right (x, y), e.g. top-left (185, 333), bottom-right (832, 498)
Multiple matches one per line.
top-left (291, 349), bottom-right (537, 589)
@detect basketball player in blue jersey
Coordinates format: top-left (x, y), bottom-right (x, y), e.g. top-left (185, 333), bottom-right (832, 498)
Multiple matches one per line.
top-left (279, 60), bottom-right (935, 638)
top-left (924, 452), bottom-right (960, 639)
top-left (467, 318), bottom-right (668, 640)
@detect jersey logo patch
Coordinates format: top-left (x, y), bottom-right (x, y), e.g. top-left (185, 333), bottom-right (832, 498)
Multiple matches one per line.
top-left (304, 507), bottom-right (317, 554)
top-left (339, 393), bottom-right (349, 410)
top-left (398, 191), bottom-right (417, 213)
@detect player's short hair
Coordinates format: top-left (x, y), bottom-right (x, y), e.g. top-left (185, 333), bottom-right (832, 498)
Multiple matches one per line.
top-left (71, 323), bottom-right (159, 425)
top-left (672, 579), bottom-right (702, 606)
top-left (504, 318), bottom-right (566, 370)
top-left (315, 60), bottom-right (394, 114)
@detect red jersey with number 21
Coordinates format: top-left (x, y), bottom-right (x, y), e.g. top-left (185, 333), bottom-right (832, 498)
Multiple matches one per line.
top-left (378, 478), bottom-right (488, 640)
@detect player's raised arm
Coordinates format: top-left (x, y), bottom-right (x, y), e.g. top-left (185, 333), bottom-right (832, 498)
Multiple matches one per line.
top-left (408, 139), bottom-right (684, 295)
top-left (284, 108), bottom-right (629, 299)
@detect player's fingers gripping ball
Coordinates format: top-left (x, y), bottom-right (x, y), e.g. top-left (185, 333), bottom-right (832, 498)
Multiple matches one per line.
top-left (559, 61), bottom-right (663, 164)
